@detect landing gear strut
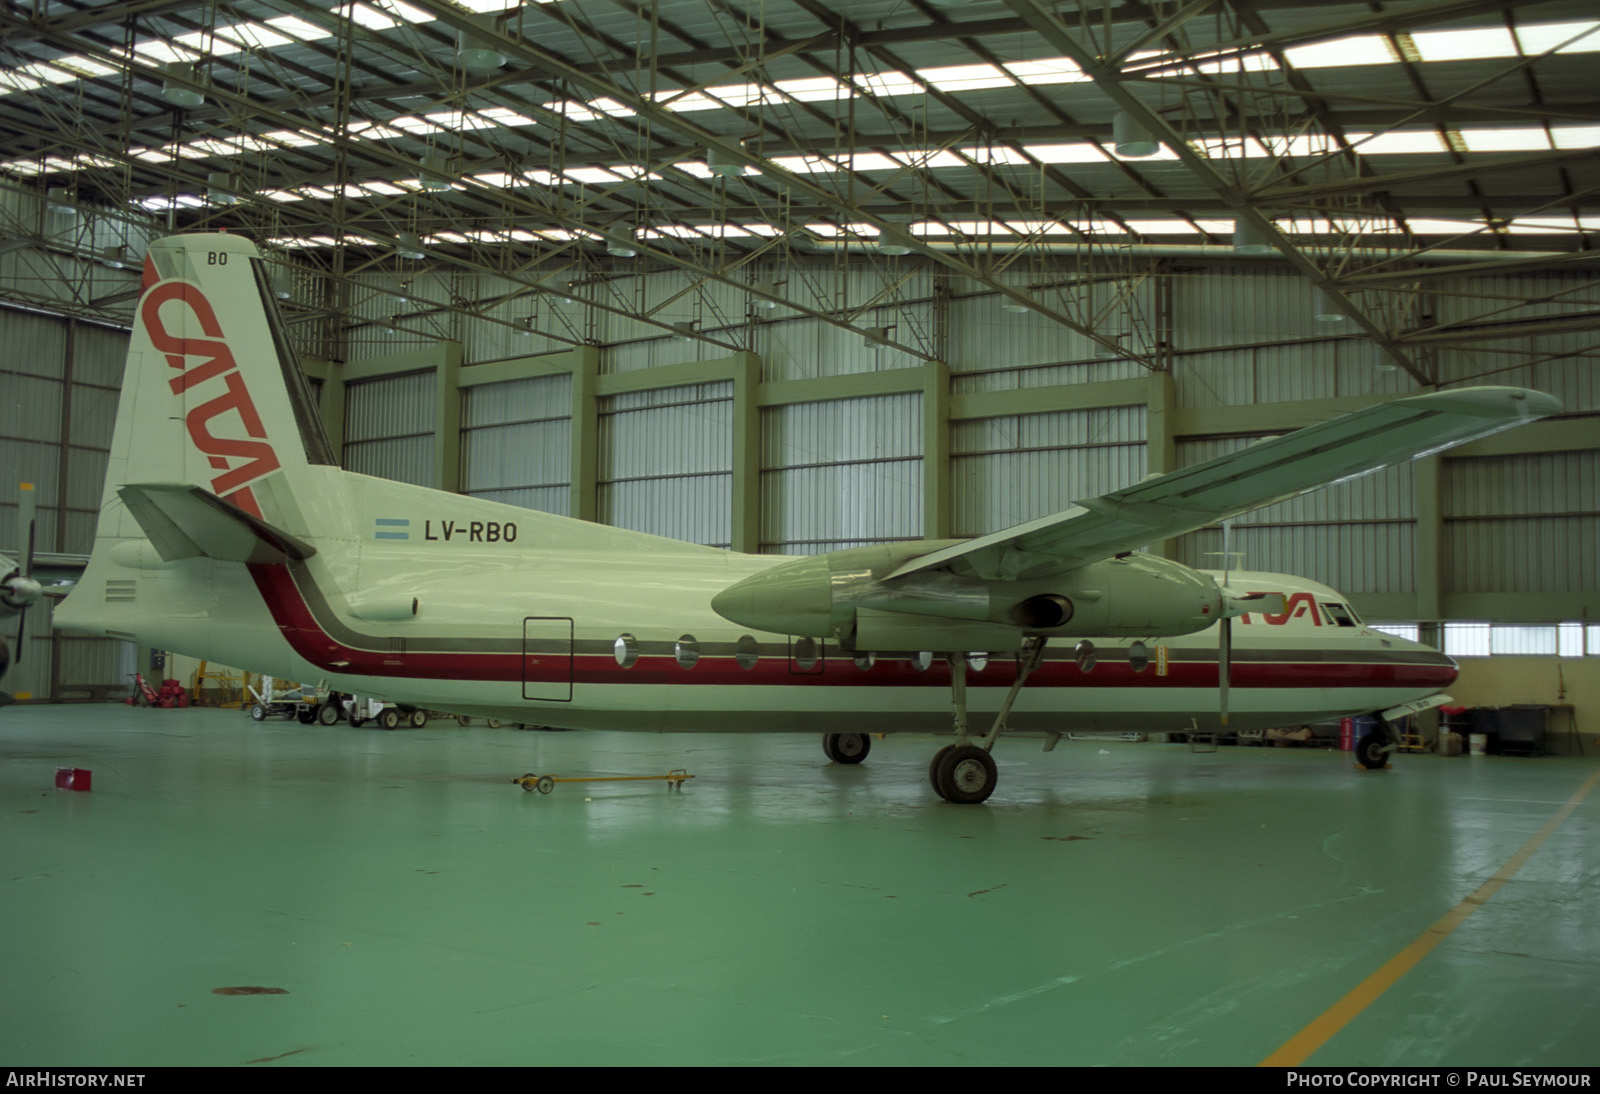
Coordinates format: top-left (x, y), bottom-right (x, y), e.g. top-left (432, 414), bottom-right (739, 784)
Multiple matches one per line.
top-left (929, 637), bottom-right (1047, 805)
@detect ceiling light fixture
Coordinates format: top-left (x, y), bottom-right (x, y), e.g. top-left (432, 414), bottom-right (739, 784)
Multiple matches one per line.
top-left (1112, 110), bottom-right (1160, 157)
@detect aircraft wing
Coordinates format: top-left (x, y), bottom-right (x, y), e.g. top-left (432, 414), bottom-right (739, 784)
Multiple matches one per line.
top-left (889, 386), bottom-right (1560, 583)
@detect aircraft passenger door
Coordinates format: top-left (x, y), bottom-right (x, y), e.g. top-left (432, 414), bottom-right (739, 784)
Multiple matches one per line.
top-left (522, 617), bottom-right (574, 702)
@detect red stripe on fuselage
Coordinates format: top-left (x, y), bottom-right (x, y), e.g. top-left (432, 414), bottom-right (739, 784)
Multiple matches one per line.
top-left (247, 563), bottom-right (1456, 691)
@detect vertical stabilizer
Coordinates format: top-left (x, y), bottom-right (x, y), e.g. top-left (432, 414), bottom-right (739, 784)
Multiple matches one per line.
top-left (100, 233), bottom-right (335, 537)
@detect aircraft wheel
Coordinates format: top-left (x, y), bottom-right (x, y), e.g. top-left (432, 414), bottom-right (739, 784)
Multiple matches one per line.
top-left (378, 708), bottom-right (401, 731)
top-left (410, 709), bottom-right (428, 729)
top-left (823, 732), bottom-right (870, 764)
top-left (456, 715), bottom-right (470, 728)
top-left (487, 718), bottom-right (502, 729)
top-left (933, 744), bottom-right (997, 805)
top-left (928, 745), bottom-right (955, 791)
top-left (1356, 733), bottom-right (1387, 770)
top-left (250, 703), bottom-right (267, 722)
top-left (316, 702), bottom-right (340, 726)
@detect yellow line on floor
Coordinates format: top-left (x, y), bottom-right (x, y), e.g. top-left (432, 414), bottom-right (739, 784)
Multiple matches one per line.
top-left (1260, 764), bottom-right (1600, 1068)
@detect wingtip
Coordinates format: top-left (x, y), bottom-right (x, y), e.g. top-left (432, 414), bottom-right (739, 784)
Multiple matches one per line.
top-left (1416, 386), bottom-right (1562, 420)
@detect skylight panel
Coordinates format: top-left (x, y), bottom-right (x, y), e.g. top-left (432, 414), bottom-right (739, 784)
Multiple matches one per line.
top-left (0, 70), bottom-right (44, 93)
top-left (563, 167), bottom-right (619, 184)
top-left (1328, 216), bottom-right (1401, 234)
top-left (892, 149), bottom-right (967, 169)
top-left (130, 41), bottom-right (201, 64)
top-left (1275, 217), bottom-right (1334, 234)
top-left (256, 189), bottom-right (309, 203)
top-left (834, 152), bottom-right (902, 172)
top-left (961, 145), bottom-right (1032, 166)
top-left (452, 0), bottom-right (521, 11)
top-left (1283, 35), bottom-right (1399, 69)
top-left (1357, 131), bottom-right (1445, 154)
top-left (1004, 58), bottom-right (1084, 85)
top-left (1025, 142), bottom-right (1109, 164)
top-left (772, 76), bottom-right (846, 102)
top-left (707, 83), bottom-right (777, 108)
top-left (479, 106), bottom-right (536, 127)
top-left (345, 2), bottom-right (400, 31)
top-left (1409, 26), bottom-right (1516, 62)
top-left (1123, 219), bottom-right (1205, 235)
top-left (1193, 50), bottom-right (1278, 75)
top-left (1551, 125), bottom-right (1600, 149)
top-left (50, 55), bottom-right (120, 79)
top-left (1456, 127), bottom-right (1552, 152)
top-left (0, 158), bottom-right (45, 176)
top-left (853, 70), bottom-right (924, 98)
top-left (212, 22), bottom-right (295, 50)
top-left (262, 15), bottom-right (335, 42)
top-left (769, 155), bottom-right (839, 174)
top-left (374, 0), bottom-right (433, 22)
top-left (917, 63), bottom-right (1012, 92)
top-left (656, 90), bottom-right (719, 112)
top-left (1505, 216), bottom-right (1581, 233)
top-left (1259, 133), bottom-right (1344, 157)
top-left (1406, 218), bottom-right (1487, 234)
top-left (361, 180), bottom-right (406, 195)
top-left (1514, 21), bottom-right (1600, 55)
top-left (1004, 219), bottom-right (1076, 235)
top-left (1190, 136), bottom-right (1269, 159)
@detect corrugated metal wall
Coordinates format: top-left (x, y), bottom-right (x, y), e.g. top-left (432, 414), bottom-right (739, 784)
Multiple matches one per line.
top-left (952, 405), bottom-right (1146, 536)
top-left (343, 370), bottom-right (436, 487)
top-left (0, 307), bottom-right (134, 699)
top-left (461, 374), bottom-right (573, 515)
top-left (761, 393), bottom-right (923, 553)
top-left (1443, 451), bottom-right (1600, 594)
top-left (598, 381), bottom-right (733, 547)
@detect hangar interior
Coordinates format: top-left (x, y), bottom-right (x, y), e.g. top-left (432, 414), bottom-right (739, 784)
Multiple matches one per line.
top-left (1, 0), bottom-right (1598, 1068)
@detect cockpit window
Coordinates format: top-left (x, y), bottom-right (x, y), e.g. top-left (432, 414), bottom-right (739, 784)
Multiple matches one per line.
top-left (1324, 602), bottom-right (1360, 627)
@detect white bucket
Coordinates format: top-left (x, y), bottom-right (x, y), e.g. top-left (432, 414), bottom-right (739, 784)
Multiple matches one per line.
top-left (1469, 733), bottom-right (1488, 755)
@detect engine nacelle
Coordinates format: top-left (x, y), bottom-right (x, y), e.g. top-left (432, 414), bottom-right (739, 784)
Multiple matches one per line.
top-left (711, 545), bottom-right (1227, 649)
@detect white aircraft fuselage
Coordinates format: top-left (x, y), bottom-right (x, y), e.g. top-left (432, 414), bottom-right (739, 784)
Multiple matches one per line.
top-left (49, 232), bottom-right (1553, 801)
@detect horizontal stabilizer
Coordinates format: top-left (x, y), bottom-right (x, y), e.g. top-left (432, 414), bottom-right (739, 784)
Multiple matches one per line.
top-left (118, 483), bottom-right (315, 565)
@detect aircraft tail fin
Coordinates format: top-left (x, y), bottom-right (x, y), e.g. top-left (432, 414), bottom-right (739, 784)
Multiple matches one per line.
top-left (98, 233), bottom-right (336, 538)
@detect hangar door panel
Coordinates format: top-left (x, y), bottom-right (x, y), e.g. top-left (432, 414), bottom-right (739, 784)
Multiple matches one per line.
top-left (522, 617), bottom-right (574, 702)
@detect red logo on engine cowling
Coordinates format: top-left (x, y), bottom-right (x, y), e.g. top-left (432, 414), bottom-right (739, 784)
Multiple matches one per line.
top-left (141, 280), bottom-right (279, 518)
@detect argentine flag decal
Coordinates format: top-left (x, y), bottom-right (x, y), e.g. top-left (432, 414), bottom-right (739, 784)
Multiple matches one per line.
top-left (374, 518), bottom-right (410, 541)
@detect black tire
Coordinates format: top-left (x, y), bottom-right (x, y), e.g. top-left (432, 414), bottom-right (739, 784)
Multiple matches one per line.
top-left (316, 702), bottom-right (340, 726)
top-left (410, 709), bottom-right (428, 729)
top-left (456, 715), bottom-right (470, 728)
top-left (297, 706), bottom-right (315, 725)
top-left (1356, 733), bottom-right (1387, 770)
top-left (933, 744), bottom-right (998, 805)
top-left (379, 707), bottom-right (401, 731)
top-left (249, 703), bottom-right (267, 722)
top-left (349, 715), bottom-right (365, 729)
top-left (823, 732), bottom-right (871, 764)
top-left (929, 745), bottom-right (955, 791)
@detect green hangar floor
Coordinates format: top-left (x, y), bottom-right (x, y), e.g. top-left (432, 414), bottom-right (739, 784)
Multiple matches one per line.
top-left (2, 705), bottom-right (1596, 1067)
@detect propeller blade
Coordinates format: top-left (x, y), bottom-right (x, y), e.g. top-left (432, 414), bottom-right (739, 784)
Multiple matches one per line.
top-left (13, 482), bottom-right (37, 665)
top-left (19, 482), bottom-right (35, 576)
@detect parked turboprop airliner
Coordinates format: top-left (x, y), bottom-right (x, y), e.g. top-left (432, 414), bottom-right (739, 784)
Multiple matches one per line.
top-left (49, 233), bottom-right (1560, 802)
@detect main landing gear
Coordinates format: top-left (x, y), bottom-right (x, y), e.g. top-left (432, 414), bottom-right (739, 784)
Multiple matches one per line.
top-left (817, 638), bottom-right (1049, 804)
top-left (928, 636), bottom-right (1048, 804)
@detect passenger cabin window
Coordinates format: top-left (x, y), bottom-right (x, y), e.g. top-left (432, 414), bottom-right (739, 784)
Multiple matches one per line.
top-left (1324, 602), bottom-right (1359, 628)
